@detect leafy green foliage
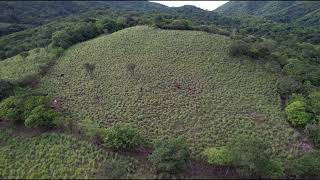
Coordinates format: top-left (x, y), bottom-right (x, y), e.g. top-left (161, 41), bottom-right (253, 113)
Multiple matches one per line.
top-left (149, 138), bottom-right (190, 173)
top-left (283, 59), bottom-right (311, 80)
top-left (79, 117), bottom-right (108, 143)
top-left (288, 151), bottom-right (320, 178)
top-left (307, 125), bottom-right (320, 148)
top-left (229, 40), bottom-right (250, 57)
top-left (276, 77), bottom-right (301, 95)
top-left (309, 90), bottom-right (320, 115)
top-left (96, 17), bottom-right (121, 33)
top-left (0, 79), bottom-right (15, 100)
top-left (52, 22), bottom-right (99, 49)
top-left (285, 100), bottom-right (311, 127)
top-left (24, 105), bottom-right (60, 128)
top-left (229, 136), bottom-right (284, 177)
top-left (104, 123), bottom-right (144, 150)
top-left (229, 39), bottom-right (273, 59)
top-left (0, 94), bottom-right (60, 128)
top-left (0, 96), bottom-right (23, 122)
top-left (161, 19), bottom-right (193, 30)
top-left (193, 25), bottom-right (230, 36)
top-left (203, 147), bottom-right (232, 165)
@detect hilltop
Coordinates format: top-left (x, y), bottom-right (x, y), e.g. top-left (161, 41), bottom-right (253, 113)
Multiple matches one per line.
top-left (1, 1), bottom-right (320, 178)
top-left (39, 26), bottom-right (300, 159)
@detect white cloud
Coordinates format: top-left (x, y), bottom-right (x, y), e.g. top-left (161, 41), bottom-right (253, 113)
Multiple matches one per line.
top-left (150, 1), bottom-right (228, 11)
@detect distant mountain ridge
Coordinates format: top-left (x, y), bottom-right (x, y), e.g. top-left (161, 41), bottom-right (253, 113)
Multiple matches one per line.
top-left (0, 1), bottom-right (168, 36)
top-left (216, 1), bottom-right (320, 26)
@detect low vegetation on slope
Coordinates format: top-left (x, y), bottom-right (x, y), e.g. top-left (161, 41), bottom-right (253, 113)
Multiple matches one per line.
top-left (40, 26), bottom-right (301, 159)
top-left (0, 128), bottom-right (141, 179)
top-left (0, 47), bottom-right (61, 81)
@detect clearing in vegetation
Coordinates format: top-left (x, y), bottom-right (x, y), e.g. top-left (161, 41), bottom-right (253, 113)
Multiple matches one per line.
top-left (40, 26), bottom-right (302, 159)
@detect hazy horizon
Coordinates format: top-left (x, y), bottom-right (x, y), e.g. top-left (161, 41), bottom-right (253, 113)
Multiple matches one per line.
top-left (150, 1), bottom-right (228, 11)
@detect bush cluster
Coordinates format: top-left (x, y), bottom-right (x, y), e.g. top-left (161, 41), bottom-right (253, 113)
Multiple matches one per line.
top-left (288, 151), bottom-right (320, 178)
top-left (148, 138), bottom-right (190, 174)
top-left (229, 39), bottom-right (273, 59)
top-left (52, 22), bottom-right (100, 49)
top-left (104, 123), bottom-right (144, 150)
top-left (203, 147), bottom-right (232, 165)
top-left (0, 94), bottom-right (60, 128)
top-left (203, 136), bottom-right (284, 178)
top-left (0, 80), bottom-right (16, 101)
top-left (285, 99), bottom-right (312, 127)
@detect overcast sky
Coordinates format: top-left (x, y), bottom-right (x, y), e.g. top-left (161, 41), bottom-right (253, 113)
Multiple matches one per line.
top-left (150, 1), bottom-right (228, 11)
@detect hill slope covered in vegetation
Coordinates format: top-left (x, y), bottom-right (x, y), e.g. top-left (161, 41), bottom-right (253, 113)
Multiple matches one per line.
top-left (216, 1), bottom-right (320, 25)
top-left (39, 26), bottom-right (301, 159)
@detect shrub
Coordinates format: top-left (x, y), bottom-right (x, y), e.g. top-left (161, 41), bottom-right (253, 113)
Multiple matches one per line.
top-left (283, 59), bottom-right (311, 80)
top-left (22, 95), bottom-right (50, 118)
top-left (307, 68), bottom-right (320, 86)
top-left (0, 80), bottom-right (15, 101)
top-left (229, 136), bottom-right (283, 177)
top-left (161, 19), bottom-right (193, 30)
top-left (103, 160), bottom-right (131, 179)
top-left (96, 17), bottom-right (120, 33)
top-left (0, 96), bottom-right (23, 122)
top-left (79, 117), bottom-right (107, 143)
top-left (104, 123), bottom-right (143, 150)
top-left (20, 51), bottom-right (29, 58)
top-left (309, 90), bottom-right (320, 115)
top-left (24, 105), bottom-right (60, 128)
top-left (276, 77), bottom-right (302, 95)
top-left (285, 100), bottom-right (311, 127)
top-left (229, 40), bottom-right (250, 57)
top-left (51, 30), bottom-right (72, 49)
top-left (288, 151), bottom-right (320, 178)
top-left (126, 63), bottom-right (136, 76)
top-left (301, 80), bottom-right (316, 95)
top-left (203, 147), bottom-right (232, 165)
top-left (148, 138), bottom-right (190, 173)
top-left (83, 63), bottom-right (96, 78)
top-left (288, 93), bottom-right (305, 104)
top-left (255, 41), bottom-right (273, 58)
top-left (194, 25), bottom-right (230, 36)
top-left (0, 94), bottom-right (60, 128)
top-left (39, 61), bottom-right (56, 75)
top-left (307, 125), bottom-right (320, 148)
top-left (18, 74), bottom-right (39, 87)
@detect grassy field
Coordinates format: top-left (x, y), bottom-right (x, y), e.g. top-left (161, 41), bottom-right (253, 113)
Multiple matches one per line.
top-left (0, 128), bottom-right (147, 179)
top-left (39, 26), bottom-right (301, 159)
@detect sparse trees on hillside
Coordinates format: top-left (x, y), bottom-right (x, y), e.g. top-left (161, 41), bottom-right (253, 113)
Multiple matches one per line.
top-left (149, 138), bottom-right (190, 174)
top-left (126, 63), bottom-right (136, 76)
top-left (83, 63), bottom-right (96, 78)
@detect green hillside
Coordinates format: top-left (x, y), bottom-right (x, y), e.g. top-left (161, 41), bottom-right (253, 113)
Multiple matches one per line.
top-left (0, 128), bottom-right (145, 179)
top-left (39, 26), bottom-right (301, 159)
top-left (216, 1), bottom-right (320, 25)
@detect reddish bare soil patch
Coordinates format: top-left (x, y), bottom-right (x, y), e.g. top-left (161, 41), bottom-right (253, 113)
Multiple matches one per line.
top-left (171, 80), bottom-right (201, 97)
